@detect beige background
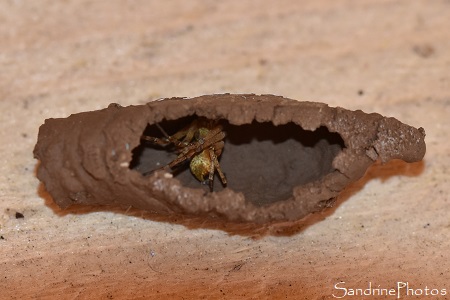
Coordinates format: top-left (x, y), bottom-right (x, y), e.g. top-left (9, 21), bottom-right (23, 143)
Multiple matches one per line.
top-left (1, 0), bottom-right (449, 299)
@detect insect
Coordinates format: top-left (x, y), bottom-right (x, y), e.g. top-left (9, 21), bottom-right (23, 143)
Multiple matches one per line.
top-left (141, 117), bottom-right (227, 192)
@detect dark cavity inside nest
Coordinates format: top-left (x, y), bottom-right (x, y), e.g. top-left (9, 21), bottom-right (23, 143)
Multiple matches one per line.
top-left (129, 115), bottom-right (345, 206)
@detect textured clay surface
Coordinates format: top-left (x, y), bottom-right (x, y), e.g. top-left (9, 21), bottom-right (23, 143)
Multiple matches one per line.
top-left (3, 1), bottom-right (450, 299)
top-left (34, 94), bottom-right (426, 224)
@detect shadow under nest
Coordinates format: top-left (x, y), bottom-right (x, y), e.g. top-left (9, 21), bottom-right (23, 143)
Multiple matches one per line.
top-left (129, 115), bottom-right (346, 207)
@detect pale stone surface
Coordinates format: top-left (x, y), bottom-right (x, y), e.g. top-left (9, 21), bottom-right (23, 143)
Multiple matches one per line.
top-left (1, 0), bottom-right (449, 298)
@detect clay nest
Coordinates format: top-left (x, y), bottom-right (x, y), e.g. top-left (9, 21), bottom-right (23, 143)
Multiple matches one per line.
top-left (34, 94), bottom-right (426, 227)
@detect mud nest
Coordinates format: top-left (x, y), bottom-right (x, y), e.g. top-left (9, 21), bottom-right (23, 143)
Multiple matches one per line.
top-left (34, 94), bottom-right (426, 225)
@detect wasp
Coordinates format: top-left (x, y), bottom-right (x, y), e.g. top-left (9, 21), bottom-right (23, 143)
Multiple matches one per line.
top-left (141, 117), bottom-right (227, 191)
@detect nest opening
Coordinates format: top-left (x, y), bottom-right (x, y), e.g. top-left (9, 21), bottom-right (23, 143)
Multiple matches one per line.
top-left (129, 116), bottom-right (345, 206)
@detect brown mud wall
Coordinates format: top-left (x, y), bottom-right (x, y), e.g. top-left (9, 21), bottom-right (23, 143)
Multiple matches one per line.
top-left (34, 94), bottom-right (425, 225)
